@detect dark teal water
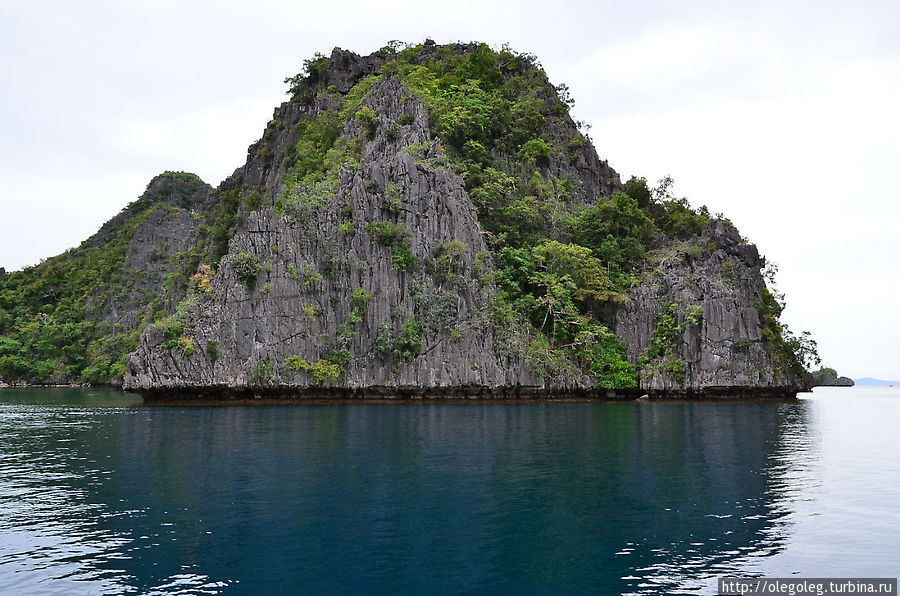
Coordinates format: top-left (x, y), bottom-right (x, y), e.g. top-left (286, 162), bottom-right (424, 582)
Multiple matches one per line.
top-left (0, 388), bottom-right (897, 594)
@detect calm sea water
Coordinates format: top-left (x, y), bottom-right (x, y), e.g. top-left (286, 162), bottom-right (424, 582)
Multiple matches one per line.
top-left (0, 387), bottom-right (897, 594)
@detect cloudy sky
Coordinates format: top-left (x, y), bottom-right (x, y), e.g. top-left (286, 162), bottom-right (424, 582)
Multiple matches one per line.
top-left (1, 0), bottom-right (897, 380)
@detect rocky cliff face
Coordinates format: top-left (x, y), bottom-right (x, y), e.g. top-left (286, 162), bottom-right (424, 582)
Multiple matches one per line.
top-left (614, 221), bottom-right (808, 396)
top-left (127, 77), bottom-right (541, 397)
top-left (121, 42), bottom-right (810, 399)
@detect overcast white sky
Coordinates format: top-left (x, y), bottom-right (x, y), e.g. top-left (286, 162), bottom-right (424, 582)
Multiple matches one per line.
top-left (1, 0), bottom-right (897, 379)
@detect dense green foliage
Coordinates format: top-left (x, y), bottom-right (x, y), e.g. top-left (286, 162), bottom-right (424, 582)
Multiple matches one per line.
top-left (283, 355), bottom-right (342, 384)
top-left (231, 252), bottom-right (260, 289)
top-left (366, 221), bottom-right (416, 271)
top-left (639, 300), bottom-right (703, 387)
top-left (569, 191), bottom-right (656, 287)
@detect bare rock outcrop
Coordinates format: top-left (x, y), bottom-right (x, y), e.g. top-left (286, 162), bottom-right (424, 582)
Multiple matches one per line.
top-left (614, 221), bottom-right (809, 396)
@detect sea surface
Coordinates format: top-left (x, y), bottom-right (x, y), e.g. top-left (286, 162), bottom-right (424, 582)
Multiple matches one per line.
top-left (0, 387), bottom-right (897, 594)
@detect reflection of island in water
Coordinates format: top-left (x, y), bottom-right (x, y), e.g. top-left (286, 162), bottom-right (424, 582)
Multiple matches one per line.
top-left (0, 390), bottom-right (815, 594)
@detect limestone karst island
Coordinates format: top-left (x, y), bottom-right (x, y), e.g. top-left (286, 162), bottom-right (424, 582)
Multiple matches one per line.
top-left (0, 41), bottom-right (818, 400)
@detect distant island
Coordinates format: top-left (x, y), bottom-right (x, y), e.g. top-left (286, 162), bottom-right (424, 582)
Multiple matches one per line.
top-left (853, 378), bottom-right (899, 387)
top-left (811, 367), bottom-right (854, 387)
top-left (0, 41), bottom-right (819, 400)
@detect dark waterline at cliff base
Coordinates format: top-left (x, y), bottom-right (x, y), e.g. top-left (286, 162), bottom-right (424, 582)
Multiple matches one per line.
top-left (1, 386), bottom-right (897, 594)
top-left (134, 385), bottom-right (801, 403)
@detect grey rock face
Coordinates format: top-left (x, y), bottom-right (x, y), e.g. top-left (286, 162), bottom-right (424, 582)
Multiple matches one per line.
top-left (325, 48), bottom-right (383, 93)
top-left (89, 207), bottom-right (200, 328)
top-left (126, 78), bottom-right (546, 396)
top-left (614, 221), bottom-right (808, 395)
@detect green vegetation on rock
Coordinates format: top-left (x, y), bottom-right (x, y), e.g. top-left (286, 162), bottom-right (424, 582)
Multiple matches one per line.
top-left (639, 300), bottom-right (703, 387)
top-left (276, 44), bottom-right (674, 393)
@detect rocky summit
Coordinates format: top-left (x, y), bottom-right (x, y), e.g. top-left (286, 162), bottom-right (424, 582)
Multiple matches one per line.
top-left (0, 41), bottom-right (816, 399)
